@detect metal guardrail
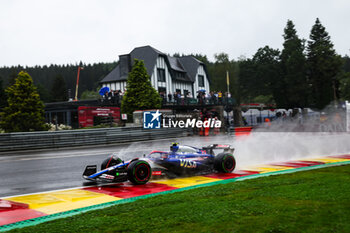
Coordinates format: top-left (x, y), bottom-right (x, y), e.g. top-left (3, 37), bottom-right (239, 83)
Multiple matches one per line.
top-left (0, 127), bottom-right (192, 152)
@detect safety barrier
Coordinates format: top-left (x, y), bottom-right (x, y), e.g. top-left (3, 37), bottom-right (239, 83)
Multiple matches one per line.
top-left (233, 127), bottom-right (253, 137)
top-left (0, 127), bottom-right (192, 152)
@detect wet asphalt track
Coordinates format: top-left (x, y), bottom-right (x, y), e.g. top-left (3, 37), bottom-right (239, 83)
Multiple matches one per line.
top-left (2, 132), bottom-right (350, 198)
top-left (0, 141), bottom-right (165, 197)
top-left (0, 135), bottom-right (232, 197)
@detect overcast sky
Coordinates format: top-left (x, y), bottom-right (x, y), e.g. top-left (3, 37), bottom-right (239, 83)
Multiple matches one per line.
top-left (0, 0), bottom-right (349, 66)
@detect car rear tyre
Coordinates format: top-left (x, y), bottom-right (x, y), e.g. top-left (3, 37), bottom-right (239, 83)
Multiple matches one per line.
top-left (127, 160), bottom-right (152, 184)
top-left (214, 153), bottom-right (236, 173)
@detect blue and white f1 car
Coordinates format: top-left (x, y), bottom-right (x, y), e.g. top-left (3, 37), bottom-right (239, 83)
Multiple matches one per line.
top-left (83, 143), bottom-right (236, 184)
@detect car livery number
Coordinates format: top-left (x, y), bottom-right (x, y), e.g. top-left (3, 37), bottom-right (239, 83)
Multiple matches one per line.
top-left (180, 159), bottom-right (197, 168)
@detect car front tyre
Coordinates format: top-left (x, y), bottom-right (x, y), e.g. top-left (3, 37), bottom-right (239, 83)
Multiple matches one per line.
top-left (127, 160), bottom-right (152, 184)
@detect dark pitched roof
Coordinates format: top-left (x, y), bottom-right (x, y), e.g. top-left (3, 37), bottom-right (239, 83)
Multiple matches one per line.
top-left (178, 56), bottom-right (201, 82)
top-left (129, 46), bottom-right (162, 77)
top-left (179, 56), bottom-right (211, 84)
top-left (100, 46), bottom-right (209, 84)
top-left (100, 46), bottom-right (161, 83)
top-left (167, 56), bottom-right (186, 72)
top-left (100, 63), bottom-right (123, 83)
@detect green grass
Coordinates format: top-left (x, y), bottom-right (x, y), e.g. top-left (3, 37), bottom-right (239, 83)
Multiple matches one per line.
top-left (8, 165), bottom-right (350, 233)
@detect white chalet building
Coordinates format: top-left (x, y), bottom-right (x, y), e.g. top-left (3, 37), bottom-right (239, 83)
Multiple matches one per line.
top-left (100, 46), bottom-right (210, 96)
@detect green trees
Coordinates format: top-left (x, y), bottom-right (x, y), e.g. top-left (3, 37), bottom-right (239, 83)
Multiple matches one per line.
top-left (339, 56), bottom-right (350, 101)
top-left (50, 74), bottom-right (67, 102)
top-left (0, 77), bottom-right (6, 108)
top-left (238, 18), bottom-right (343, 109)
top-left (252, 46), bottom-right (282, 106)
top-left (211, 53), bottom-right (239, 96)
top-left (80, 88), bottom-right (100, 100)
top-left (339, 72), bottom-right (350, 100)
top-left (0, 62), bottom-right (116, 103)
top-left (307, 18), bottom-right (343, 109)
top-left (239, 20), bottom-right (309, 108)
top-left (0, 71), bottom-right (47, 132)
top-left (239, 47), bottom-right (281, 106)
top-left (36, 83), bottom-right (52, 102)
top-left (238, 58), bottom-right (256, 103)
top-left (281, 20), bottom-right (309, 108)
top-left (210, 53), bottom-right (230, 93)
top-left (121, 59), bottom-right (161, 119)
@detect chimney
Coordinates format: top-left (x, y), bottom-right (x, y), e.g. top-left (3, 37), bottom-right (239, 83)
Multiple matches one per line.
top-left (119, 54), bottom-right (131, 76)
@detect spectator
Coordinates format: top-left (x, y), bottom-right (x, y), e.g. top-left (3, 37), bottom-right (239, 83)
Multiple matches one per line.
top-left (111, 90), bottom-right (115, 104)
top-left (115, 90), bottom-right (120, 106)
top-left (206, 92), bottom-right (211, 104)
top-left (103, 91), bottom-right (109, 103)
top-left (174, 92), bottom-right (178, 104)
top-left (282, 111), bottom-right (287, 121)
top-left (119, 90), bottom-right (124, 102)
top-left (197, 92), bottom-right (202, 105)
top-left (201, 92), bottom-right (206, 105)
top-left (107, 90), bottom-right (114, 103)
top-left (214, 92), bottom-right (218, 104)
top-left (218, 91), bottom-right (223, 104)
top-left (211, 91), bottom-right (217, 104)
top-left (242, 116), bottom-right (248, 126)
top-left (160, 92), bottom-right (166, 104)
top-left (168, 92), bottom-right (172, 103)
top-left (180, 94), bottom-right (185, 105)
top-left (208, 91), bottom-right (212, 104)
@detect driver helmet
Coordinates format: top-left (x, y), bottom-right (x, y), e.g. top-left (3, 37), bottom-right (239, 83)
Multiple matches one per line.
top-left (111, 153), bottom-right (123, 164)
top-left (170, 142), bottom-right (179, 152)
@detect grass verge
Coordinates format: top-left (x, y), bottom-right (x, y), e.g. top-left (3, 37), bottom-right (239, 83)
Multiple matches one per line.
top-left (8, 165), bottom-right (350, 233)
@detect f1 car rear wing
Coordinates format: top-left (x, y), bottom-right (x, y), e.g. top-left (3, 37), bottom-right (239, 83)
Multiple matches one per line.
top-left (202, 144), bottom-right (235, 154)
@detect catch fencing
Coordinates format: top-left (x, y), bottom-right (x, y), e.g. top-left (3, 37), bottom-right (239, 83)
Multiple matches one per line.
top-left (0, 127), bottom-right (192, 152)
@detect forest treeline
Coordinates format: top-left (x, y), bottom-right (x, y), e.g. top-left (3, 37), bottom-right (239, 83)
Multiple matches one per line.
top-left (1, 18), bottom-right (350, 109)
top-left (191, 18), bottom-right (350, 110)
top-left (0, 62), bottom-right (117, 104)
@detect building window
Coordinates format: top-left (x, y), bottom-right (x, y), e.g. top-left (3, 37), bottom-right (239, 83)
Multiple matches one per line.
top-left (158, 87), bottom-right (166, 93)
top-left (157, 68), bottom-right (166, 82)
top-left (184, 90), bottom-right (189, 97)
top-left (198, 75), bottom-right (204, 87)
